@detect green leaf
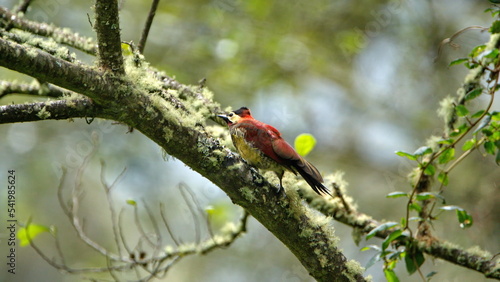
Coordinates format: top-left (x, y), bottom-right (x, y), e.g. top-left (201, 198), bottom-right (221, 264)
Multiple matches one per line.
top-left (423, 164), bottom-right (436, 176)
top-left (456, 209), bottom-right (474, 228)
top-left (366, 222), bottom-right (398, 240)
top-left (464, 88), bottom-right (483, 101)
top-left (386, 191), bottom-right (408, 198)
top-left (492, 111), bottom-right (500, 121)
top-left (416, 192), bottom-right (445, 203)
top-left (126, 199), bottom-right (137, 206)
top-left (415, 192), bottom-right (435, 201)
top-left (455, 105), bottom-right (469, 117)
top-left (471, 110), bottom-right (485, 119)
top-left (438, 147), bottom-right (455, 164)
top-left (409, 202), bottom-right (422, 212)
top-left (400, 217), bottom-right (406, 227)
top-left (382, 229), bottom-right (404, 251)
top-left (496, 150), bottom-right (500, 165)
top-left (490, 20), bottom-right (500, 34)
top-left (438, 172), bottom-right (449, 186)
top-left (395, 151), bottom-right (417, 161)
top-left (438, 138), bottom-right (454, 145)
top-left (121, 43), bottom-right (133, 56)
top-left (439, 206), bottom-right (473, 228)
top-left (484, 141), bottom-right (496, 155)
top-left (448, 58), bottom-right (468, 67)
top-left (18, 224), bottom-right (51, 247)
top-left (469, 45), bottom-right (486, 57)
top-left (484, 48), bottom-right (500, 59)
top-left (462, 139), bottom-right (476, 151)
top-left (413, 146), bottom-right (432, 156)
top-left (404, 250), bottom-right (425, 275)
top-left (294, 133), bottom-right (317, 157)
top-left (384, 269), bottom-right (400, 282)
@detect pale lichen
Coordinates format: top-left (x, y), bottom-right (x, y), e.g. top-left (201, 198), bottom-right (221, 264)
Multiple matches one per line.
top-left (36, 106), bottom-right (51, 119)
top-left (437, 96), bottom-right (456, 126)
top-left (425, 135), bottom-right (442, 153)
top-left (240, 186), bottom-right (257, 203)
top-left (344, 260), bottom-right (367, 282)
top-left (465, 245), bottom-right (492, 258)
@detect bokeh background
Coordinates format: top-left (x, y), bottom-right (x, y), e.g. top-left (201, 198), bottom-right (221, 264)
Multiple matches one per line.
top-left (0, 0), bottom-right (499, 281)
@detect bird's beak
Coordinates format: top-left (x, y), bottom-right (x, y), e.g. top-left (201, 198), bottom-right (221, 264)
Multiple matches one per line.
top-left (217, 114), bottom-right (231, 124)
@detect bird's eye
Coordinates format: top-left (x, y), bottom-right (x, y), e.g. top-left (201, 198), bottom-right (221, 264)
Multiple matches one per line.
top-left (228, 113), bottom-right (234, 117)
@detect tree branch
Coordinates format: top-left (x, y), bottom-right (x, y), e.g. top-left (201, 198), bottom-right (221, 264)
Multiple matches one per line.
top-left (299, 186), bottom-right (500, 279)
top-left (93, 0), bottom-right (125, 74)
top-left (0, 98), bottom-right (106, 124)
top-left (0, 80), bottom-right (70, 98)
top-left (0, 7), bottom-right (97, 55)
top-left (14, 0), bottom-right (33, 14)
top-left (0, 37), bottom-right (123, 104)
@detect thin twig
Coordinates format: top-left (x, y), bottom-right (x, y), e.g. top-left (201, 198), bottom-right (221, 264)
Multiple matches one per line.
top-left (435, 26), bottom-right (487, 62)
top-left (159, 202), bottom-right (181, 246)
top-left (14, 0), bottom-right (33, 13)
top-left (133, 202), bottom-right (156, 248)
top-left (332, 182), bottom-right (351, 212)
top-left (101, 160), bottom-right (128, 257)
top-left (178, 183), bottom-right (202, 244)
top-left (138, 0), bottom-right (161, 54)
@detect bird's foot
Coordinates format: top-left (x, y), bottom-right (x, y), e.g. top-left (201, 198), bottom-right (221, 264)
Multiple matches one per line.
top-left (273, 184), bottom-right (287, 198)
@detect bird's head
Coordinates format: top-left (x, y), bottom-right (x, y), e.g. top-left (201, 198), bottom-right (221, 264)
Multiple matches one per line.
top-left (218, 107), bottom-right (252, 125)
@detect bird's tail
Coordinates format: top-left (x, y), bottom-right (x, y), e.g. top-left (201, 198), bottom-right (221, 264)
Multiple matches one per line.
top-left (293, 158), bottom-right (331, 196)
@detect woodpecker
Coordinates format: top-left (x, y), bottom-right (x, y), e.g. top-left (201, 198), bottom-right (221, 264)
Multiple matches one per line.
top-left (218, 107), bottom-right (331, 196)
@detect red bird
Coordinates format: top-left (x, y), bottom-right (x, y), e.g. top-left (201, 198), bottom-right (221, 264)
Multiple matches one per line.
top-left (218, 107), bottom-right (331, 196)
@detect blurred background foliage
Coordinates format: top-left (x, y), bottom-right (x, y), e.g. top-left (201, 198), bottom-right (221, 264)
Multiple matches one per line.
top-left (0, 0), bottom-right (498, 281)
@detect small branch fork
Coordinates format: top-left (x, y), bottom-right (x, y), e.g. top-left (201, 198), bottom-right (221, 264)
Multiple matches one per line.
top-left (24, 149), bottom-right (249, 280)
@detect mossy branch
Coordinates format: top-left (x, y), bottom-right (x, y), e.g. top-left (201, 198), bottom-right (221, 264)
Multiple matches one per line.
top-left (0, 25), bottom-right (364, 282)
top-left (93, 0), bottom-right (125, 74)
top-left (0, 80), bottom-right (69, 98)
top-left (0, 6), bottom-right (97, 55)
top-left (300, 185), bottom-right (500, 279)
top-left (0, 98), bottom-right (107, 124)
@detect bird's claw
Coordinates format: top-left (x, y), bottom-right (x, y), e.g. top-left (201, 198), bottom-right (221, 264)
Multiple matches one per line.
top-left (274, 185), bottom-right (287, 198)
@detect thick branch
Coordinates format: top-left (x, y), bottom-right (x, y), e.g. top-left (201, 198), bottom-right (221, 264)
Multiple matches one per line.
top-left (0, 37), bottom-right (123, 104)
top-left (0, 7), bottom-right (97, 55)
top-left (93, 0), bottom-right (125, 74)
top-left (0, 98), bottom-right (108, 124)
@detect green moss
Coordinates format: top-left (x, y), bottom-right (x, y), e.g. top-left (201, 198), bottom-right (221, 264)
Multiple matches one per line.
top-left (36, 106), bottom-right (51, 119)
top-left (343, 260), bottom-right (366, 282)
top-left (437, 96), bottom-right (456, 126)
top-left (240, 186), bottom-right (257, 203)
